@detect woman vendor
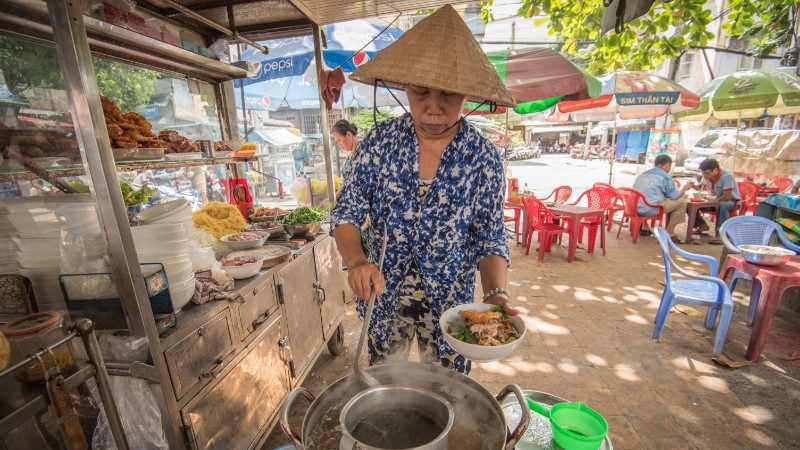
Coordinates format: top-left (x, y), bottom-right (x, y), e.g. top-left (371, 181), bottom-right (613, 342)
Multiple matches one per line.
top-left (331, 5), bottom-right (517, 375)
top-left (332, 119), bottom-right (360, 198)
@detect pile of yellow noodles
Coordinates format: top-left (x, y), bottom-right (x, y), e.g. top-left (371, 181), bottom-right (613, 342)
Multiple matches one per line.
top-left (192, 202), bottom-right (247, 238)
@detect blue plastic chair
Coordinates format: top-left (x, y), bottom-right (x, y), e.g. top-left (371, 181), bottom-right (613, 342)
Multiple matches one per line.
top-left (652, 227), bottom-right (733, 357)
top-left (719, 216), bottom-right (800, 326)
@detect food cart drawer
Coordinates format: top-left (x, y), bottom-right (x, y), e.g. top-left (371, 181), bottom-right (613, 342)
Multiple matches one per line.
top-left (236, 277), bottom-right (277, 340)
top-left (165, 309), bottom-right (236, 400)
top-left (181, 314), bottom-right (290, 450)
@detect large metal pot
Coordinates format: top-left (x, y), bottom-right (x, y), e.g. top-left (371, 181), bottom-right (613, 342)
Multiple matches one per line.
top-left (339, 386), bottom-right (454, 450)
top-left (280, 362), bottom-right (530, 450)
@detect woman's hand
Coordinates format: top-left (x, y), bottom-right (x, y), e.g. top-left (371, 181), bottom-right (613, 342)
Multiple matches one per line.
top-left (485, 294), bottom-right (519, 316)
top-left (348, 260), bottom-right (385, 300)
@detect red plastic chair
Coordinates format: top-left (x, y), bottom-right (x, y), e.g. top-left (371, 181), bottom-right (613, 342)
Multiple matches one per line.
top-left (615, 188), bottom-right (664, 243)
top-left (570, 188), bottom-right (616, 253)
top-left (539, 185), bottom-right (572, 205)
top-left (592, 182), bottom-right (625, 232)
top-left (522, 196), bottom-right (568, 261)
top-left (737, 181), bottom-right (761, 216)
top-left (769, 177), bottom-right (794, 193)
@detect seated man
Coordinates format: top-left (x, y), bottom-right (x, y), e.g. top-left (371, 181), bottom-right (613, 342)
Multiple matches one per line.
top-left (695, 158), bottom-right (741, 244)
top-left (632, 154), bottom-right (695, 243)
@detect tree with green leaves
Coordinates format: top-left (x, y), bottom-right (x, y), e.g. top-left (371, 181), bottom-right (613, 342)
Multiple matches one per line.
top-left (349, 107), bottom-right (395, 134)
top-left (0, 36), bottom-right (158, 112)
top-left (724, 0), bottom-right (797, 58)
top-left (480, 0), bottom-right (796, 76)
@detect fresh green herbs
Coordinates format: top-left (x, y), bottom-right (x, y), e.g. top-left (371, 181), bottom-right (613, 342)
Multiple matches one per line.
top-left (282, 206), bottom-right (326, 225)
top-left (120, 182), bottom-right (156, 207)
top-left (447, 318), bottom-right (479, 344)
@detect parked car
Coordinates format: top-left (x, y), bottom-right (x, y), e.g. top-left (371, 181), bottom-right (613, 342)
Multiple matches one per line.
top-left (683, 128), bottom-right (735, 172)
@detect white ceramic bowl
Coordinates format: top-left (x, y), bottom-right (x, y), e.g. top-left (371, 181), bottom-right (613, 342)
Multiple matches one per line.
top-left (133, 230), bottom-right (186, 246)
top-left (168, 276), bottom-right (195, 311)
top-left (138, 252), bottom-right (189, 266)
top-left (12, 237), bottom-right (59, 252)
top-left (135, 239), bottom-right (189, 256)
top-left (220, 233), bottom-right (265, 251)
top-left (18, 267), bottom-right (60, 279)
top-left (439, 303), bottom-right (526, 363)
top-left (166, 266), bottom-right (194, 286)
top-left (130, 222), bottom-right (185, 239)
top-left (16, 252), bottom-right (60, 270)
top-left (138, 199), bottom-right (190, 223)
top-left (221, 258), bottom-right (263, 280)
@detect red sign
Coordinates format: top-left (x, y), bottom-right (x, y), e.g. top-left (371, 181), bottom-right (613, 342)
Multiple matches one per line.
top-left (261, 96), bottom-right (271, 107)
top-left (557, 94), bottom-right (613, 113)
top-left (680, 93), bottom-right (701, 109)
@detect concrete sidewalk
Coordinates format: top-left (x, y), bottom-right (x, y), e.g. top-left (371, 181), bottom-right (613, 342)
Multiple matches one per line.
top-left (265, 227), bottom-right (800, 450)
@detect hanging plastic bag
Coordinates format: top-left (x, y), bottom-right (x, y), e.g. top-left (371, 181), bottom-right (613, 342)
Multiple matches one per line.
top-left (290, 178), bottom-right (312, 205)
top-left (91, 334), bottom-right (168, 450)
top-left (57, 205), bottom-right (117, 301)
top-left (209, 39), bottom-right (231, 63)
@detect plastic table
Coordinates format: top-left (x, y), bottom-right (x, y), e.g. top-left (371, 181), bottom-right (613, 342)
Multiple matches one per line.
top-left (720, 255), bottom-right (800, 361)
top-left (504, 201), bottom-right (528, 247)
top-left (548, 205), bottom-right (606, 262)
top-left (685, 199), bottom-right (719, 243)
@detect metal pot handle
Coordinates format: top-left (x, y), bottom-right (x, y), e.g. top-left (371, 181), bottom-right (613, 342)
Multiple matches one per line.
top-left (496, 384), bottom-right (530, 450)
top-left (280, 387), bottom-right (316, 449)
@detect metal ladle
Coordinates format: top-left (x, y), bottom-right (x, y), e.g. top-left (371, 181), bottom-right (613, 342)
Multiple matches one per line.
top-left (353, 223), bottom-right (388, 388)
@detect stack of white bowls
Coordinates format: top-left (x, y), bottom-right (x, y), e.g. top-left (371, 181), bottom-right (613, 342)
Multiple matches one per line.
top-left (4, 194), bottom-right (103, 313)
top-left (137, 199), bottom-right (195, 242)
top-left (131, 221), bottom-right (195, 311)
top-left (0, 205), bottom-right (19, 274)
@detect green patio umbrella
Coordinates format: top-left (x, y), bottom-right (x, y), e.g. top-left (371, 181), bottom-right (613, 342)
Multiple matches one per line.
top-left (674, 69), bottom-right (800, 122)
top-left (465, 48), bottom-right (602, 115)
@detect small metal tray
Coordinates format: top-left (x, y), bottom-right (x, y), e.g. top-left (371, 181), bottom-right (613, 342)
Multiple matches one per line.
top-left (500, 390), bottom-right (613, 450)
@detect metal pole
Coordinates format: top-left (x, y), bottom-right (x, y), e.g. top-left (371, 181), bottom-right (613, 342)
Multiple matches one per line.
top-left (158, 0), bottom-right (267, 53)
top-left (733, 108), bottom-right (742, 175)
top-left (77, 320), bottom-right (130, 450)
top-left (312, 24), bottom-right (336, 206)
top-left (583, 121), bottom-right (592, 159)
top-left (504, 109), bottom-right (510, 175)
top-left (608, 118), bottom-right (617, 184)
top-left (44, 0), bottom-right (183, 444)
top-left (238, 44), bottom-right (248, 137)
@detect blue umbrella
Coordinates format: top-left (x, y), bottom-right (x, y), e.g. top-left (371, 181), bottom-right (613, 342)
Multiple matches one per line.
top-left (235, 19), bottom-right (403, 87)
top-left (235, 62), bottom-right (407, 111)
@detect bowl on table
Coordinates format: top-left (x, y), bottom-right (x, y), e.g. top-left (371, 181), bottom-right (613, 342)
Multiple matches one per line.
top-left (440, 303), bottom-right (526, 362)
top-left (220, 232), bottom-right (265, 250)
top-left (738, 245), bottom-right (795, 266)
top-left (251, 221), bottom-right (284, 239)
top-left (220, 255), bottom-right (264, 280)
top-left (283, 222), bottom-right (321, 238)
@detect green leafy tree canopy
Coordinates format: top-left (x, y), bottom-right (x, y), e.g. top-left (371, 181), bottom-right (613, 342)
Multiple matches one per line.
top-left (0, 36), bottom-right (158, 112)
top-left (479, 0), bottom-right (720, 75)
top-left (349, 108), bottom-right (395, 135)
top-left (723, 0), bottom-right (797, 58)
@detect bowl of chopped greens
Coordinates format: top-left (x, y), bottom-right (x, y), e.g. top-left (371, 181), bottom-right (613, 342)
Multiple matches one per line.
top-left (282, 206), bottom-right (326, 237)
top-left (440, 303), bottom-right (525, 362)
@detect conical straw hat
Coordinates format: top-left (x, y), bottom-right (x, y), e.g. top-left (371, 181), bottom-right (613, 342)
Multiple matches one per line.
top-left (349, 4), bottom-right (516, 107)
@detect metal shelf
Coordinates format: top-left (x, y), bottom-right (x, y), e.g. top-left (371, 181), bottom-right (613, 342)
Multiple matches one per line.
top-left (0, 0), bottom-right (248, 83)
top-left (0, 362), bottom-right (95, 436)
top-left (0, 156), bottom-right (256, 182)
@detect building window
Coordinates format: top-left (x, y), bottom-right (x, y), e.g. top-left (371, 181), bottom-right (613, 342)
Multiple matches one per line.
top-left (678, 51), bottom-right (695, 78)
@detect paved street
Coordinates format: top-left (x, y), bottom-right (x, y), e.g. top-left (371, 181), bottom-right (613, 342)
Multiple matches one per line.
top-left (265, 155), bottom-right (800, 450)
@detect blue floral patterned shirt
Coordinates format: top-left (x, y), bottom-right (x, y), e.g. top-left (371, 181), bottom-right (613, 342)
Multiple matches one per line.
top-left (331, 114), bottom-right (508, 343)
